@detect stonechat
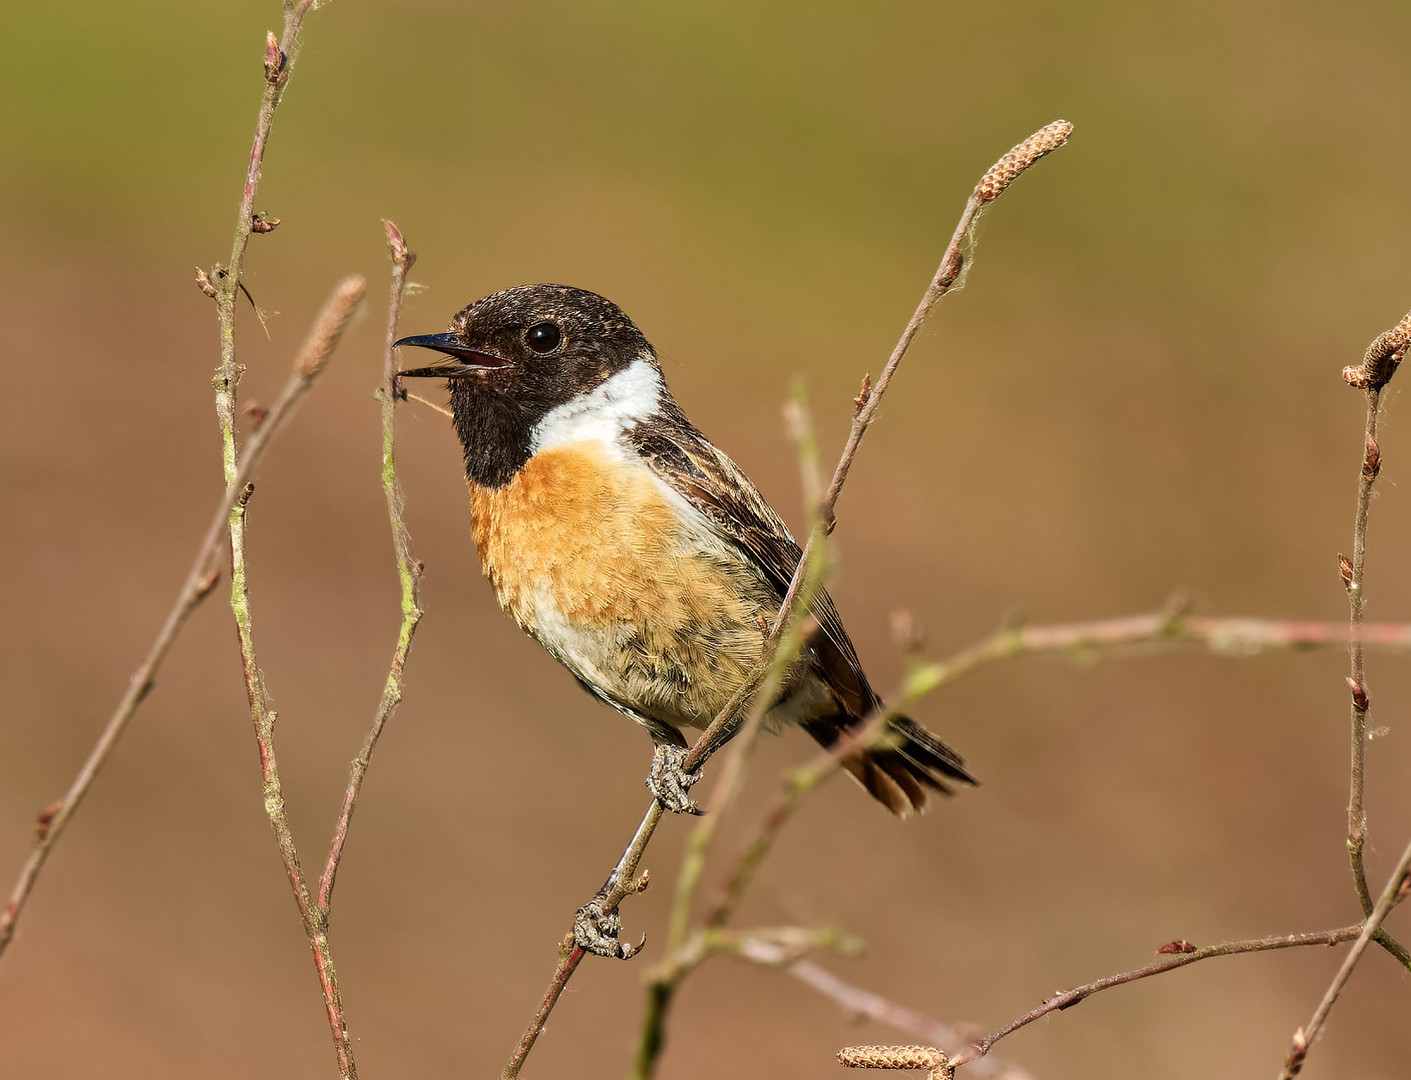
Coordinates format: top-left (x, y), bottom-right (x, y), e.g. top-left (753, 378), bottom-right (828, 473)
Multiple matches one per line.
top-left (396, 284), bottom-right (974, 817)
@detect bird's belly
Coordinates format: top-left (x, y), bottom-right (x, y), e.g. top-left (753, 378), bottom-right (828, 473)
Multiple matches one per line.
top-left (468, 443), bottom-right (776, 730)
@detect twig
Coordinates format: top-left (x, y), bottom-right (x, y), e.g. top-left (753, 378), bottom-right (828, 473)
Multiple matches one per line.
top-left (317, 222), bottom-right (423, 913)
top-left (228, 276), bottom-right (366, 1080)
top-left (626, 120), bottom-right (1073, 1080)
top-left (0, 284), bottom-right (350, 959)
top-left (502, 810), bottom-right (661, 1080)
top-left (1278, 838), bottom-right (1411, 1078)
top-left (946, 925), bottom-right (1366, 1072)
top-left (635, 926), bottom-right (862, 1080)
top-left (702, 607), bottom-right (1411, 934)
top-left (658, 390), bottom-right (831, 968)
top-left (213, 0), bottom-right (320, 490)
top-left (1339, 310), bottom-right (1411, 938)
top-left (1336, 309), bottom-right (1411, 975)
top-left (908, 611), bottom-right (1411, 689)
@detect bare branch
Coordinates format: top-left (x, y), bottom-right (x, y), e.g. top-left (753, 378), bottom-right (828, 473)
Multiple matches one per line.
top-left (1338, 308), bottom-right (1411, 968)
top-left (948, 926), bottom-right (1366, 1072)
top-left (0, 278), bottom-right (354, 960)
top-left (1276, 838), bottom-right (1411, 1076)
top-left (317, 221), bottom-right (423, 913)
top-left (619, 121), bottom-right (1075, 1080)
top-left (227, 276), bottom-right (365, 1080)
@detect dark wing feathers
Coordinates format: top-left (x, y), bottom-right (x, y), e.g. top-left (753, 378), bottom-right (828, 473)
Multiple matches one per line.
top-left (629, 410), bottom-right (878, 718)
top-left (629, 405), bottom-right (977, 811)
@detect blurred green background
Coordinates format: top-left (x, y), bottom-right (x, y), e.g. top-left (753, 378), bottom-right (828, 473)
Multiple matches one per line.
top-left (3, 2), bottom-right (1410, 1077)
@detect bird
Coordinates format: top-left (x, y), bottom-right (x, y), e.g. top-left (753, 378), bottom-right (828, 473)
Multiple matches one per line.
top-left (395, 283), bottom-right (975, 821)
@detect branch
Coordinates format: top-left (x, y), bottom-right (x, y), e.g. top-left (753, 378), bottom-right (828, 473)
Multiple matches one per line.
top-left (626, 120), bottom-right (1074, 1080)
top-left (316, 223), bottom-right (422, 911)
top-left (212, 0), bottom-right (320, 489)
top-left (1276, 836), bottom-right (1411, 1075)
top-left (1338, 309), bottom-right (1411, 953)
top-left (702, 606), bottom-right (1411, 934)
top-left (942, 926), bottom-right (1367, 1073)
top-left (228, 276), bottom-right (366, 1080)
top-left (727, 942), bottom-right (1034, 1080)
top-left (1332, 307), bottom-right (1411, 976)
top-left (0, 281), bottom-right (349, 959)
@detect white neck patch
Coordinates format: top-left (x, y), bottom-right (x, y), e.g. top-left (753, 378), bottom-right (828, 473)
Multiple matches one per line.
top-left (530, 352), bottom-right (663, 456)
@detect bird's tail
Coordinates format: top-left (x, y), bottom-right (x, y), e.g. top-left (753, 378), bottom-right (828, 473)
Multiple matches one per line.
top-left (802, 713), bottom-right (977, 818)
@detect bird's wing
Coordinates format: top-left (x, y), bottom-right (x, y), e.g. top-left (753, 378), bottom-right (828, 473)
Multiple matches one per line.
top-left (629, 407), bottom-right (879, 719)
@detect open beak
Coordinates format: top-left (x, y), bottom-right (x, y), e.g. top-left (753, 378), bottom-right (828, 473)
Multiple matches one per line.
top-left (393, 332), bottom-right (511, 378)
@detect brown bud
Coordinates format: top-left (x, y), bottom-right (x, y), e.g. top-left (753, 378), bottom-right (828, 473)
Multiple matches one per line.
top-left (250, 211), bottom-right (281, 234)
top-left (1284, 1027), bottom-right (1308, 1073)
top-left (634, 869), bottom-right (651, 893)
top-left (1156, 939), bottom-right (1197, 955)
top-left (1363, 433), bottom-right (1381, 479)
top-left (381, 218), bottom-right (417, 271)
top-left (975, 120), bottom-right (1073, 203)
top-left (263, 31), bottom-right (285, 84)
top-left (1338, 553), bottom-right (1354, 590)
top-left (35, 801), bottom-right (62, 841)
top-left (1346, 677), bottom-right (1368, 711)
top-left (243, 402), bottom-right (270, 430)
top-left (238, 482), bottom-right (256, 510)
top-left (194, 266), bottom-right (218, 299)
top-left (854, 372), bottom-right (873, 417)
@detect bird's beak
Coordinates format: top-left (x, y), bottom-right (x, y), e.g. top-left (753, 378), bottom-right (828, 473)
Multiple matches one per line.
top-left (393, 332), bottom-right (511, 378)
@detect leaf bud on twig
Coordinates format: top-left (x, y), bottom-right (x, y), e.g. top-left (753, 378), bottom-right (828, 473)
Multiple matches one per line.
top-left (263, 31), bottom-right (285, 84)
top-left (194, 267), bottom-right (218, 299)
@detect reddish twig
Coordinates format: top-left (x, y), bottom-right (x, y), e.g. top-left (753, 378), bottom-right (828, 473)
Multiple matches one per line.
top-left (1278, 837), bottom-right (1411, 1078)
top-left (947, 926), bottom-right (1366, 1072)
top-left (212, 0), bottom-right (320, 488)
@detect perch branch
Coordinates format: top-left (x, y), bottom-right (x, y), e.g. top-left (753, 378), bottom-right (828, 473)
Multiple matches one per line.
top-left (624, 120), bottom-right (1074, 1080)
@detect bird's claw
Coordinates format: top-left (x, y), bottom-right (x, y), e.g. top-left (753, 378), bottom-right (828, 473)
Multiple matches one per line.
top-left (647, 744), bottom-right (703, 814)
top-left (574, 896), bottom-right (645, 960)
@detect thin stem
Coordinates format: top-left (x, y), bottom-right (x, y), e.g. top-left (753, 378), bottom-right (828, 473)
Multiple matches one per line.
top-left (501, 937), bottom-right (586, 1080)
top-left (1278, 837), bottom-right (1411, 1078)
top-left (627, 122), bottom-right (1074, 1080)
top-left (948, 926), bottom-right (1366, 1071)
top-left (214, 0), bottom-right (318, 487)
top-left (231, 277), bottom-right (365, 1080)
top-left (0, 283), bottom-right (349, 958)
top-left (1344, 390), bottom-right (1380, 915)
top-left (317, 222), bottom-right (422, 914)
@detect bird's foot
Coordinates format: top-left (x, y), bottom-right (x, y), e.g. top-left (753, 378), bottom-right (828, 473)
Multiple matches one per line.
top-left (646, 744), bottom-right (703, 814)
top-left (574, 895), bottom-right (645, 960)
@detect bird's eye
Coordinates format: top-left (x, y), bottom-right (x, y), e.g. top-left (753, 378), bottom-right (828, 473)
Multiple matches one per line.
top-left (524, 322), bottom-right (563, 355)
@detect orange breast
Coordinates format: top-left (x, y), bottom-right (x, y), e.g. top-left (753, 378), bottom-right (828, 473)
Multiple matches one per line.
top-left (467, 443), bottom-right (775, 727)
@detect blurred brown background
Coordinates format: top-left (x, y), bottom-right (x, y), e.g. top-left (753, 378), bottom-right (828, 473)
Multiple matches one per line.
top-left (3, 2), bottom-right (1410, 1077)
